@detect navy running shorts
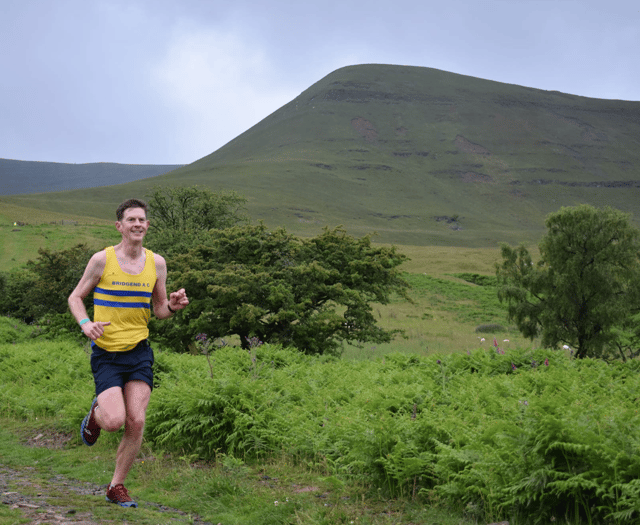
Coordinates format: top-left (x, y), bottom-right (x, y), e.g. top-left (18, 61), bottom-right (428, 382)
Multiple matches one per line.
top-left (90, 339), bottom-right (154, 397)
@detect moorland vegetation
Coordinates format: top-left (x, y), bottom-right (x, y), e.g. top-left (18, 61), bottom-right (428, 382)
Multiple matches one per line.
top-left (3, 310), bottom-right (640, 524)
top-left (2, 64), bottom-right (640, 524)
top-left (3, 186), bottom-right (640, 524)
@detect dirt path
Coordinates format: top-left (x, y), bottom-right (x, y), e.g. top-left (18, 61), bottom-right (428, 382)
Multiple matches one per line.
top-left (1, 464), bottom-right (218, 524)
top-left (1, 429), bottom-right (216, 524)
top-left (1, 465), bottom-right (105, 524)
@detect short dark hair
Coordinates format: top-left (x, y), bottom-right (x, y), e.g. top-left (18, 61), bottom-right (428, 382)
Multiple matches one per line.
top-left (116, 199), bottom-right (148, 221)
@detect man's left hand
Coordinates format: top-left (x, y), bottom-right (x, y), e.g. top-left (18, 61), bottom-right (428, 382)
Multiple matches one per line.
top-left (168, 288), bottom-right (189, 311)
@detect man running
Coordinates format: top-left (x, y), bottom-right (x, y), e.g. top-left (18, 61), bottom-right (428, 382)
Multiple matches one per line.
top-left (68, 198), bottom-right (188, 508)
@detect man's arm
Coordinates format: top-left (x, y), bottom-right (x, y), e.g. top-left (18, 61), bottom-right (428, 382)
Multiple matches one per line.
top-left (68, 251), bottom-right (111, 340)
top-left (152, 253), bottom-right (189, 320)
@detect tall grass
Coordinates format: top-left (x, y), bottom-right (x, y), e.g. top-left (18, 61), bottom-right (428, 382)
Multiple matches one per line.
top-left (2, 322), bottom-right (639, 524)
top-left (342, 269), bottom-right (534, 359)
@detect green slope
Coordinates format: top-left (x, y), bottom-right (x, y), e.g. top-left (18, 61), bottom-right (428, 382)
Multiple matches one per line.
top-left (4, 64), bottom-right (640, 247)
top-left (0, 159), bottom-right (183, 195)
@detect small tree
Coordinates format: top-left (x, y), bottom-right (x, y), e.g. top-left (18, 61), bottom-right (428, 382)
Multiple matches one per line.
top-left (153, 223), bottom-right (409, 355)
top-left (145, 185), bottom-right (248, 256)
top-left (0, 244), bottom-right (95, 323)
top-left (496, 205), bottom-right (640, 359)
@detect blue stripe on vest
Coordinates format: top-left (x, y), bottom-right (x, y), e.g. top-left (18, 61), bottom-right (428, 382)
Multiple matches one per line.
top-left (94, 286), bottom-right (152, 298)
top-left (94, 299), bottom-right (151, 309)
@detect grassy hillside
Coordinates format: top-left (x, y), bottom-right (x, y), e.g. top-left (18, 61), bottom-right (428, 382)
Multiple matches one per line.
top-left (0, 203), bottom-right (117, 271)
top-left (3, 64), bottom-right (639, 247)
top-left (0, 159), bottom-right (183, 195)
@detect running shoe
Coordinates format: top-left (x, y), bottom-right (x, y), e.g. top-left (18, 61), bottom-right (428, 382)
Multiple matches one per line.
top-left (106, 483), bottom-right (138, 508)
top-left (80, 397), bottom-right (101, 446)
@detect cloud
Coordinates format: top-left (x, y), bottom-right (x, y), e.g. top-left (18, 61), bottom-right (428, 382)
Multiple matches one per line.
top-left (2, 0), bottom-right (638, 166)
top-left (152, 22), bottom-right (300, 161)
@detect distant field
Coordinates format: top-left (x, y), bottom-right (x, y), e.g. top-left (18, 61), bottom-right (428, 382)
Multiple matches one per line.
top-left (0, 199), bottom-right (540, 274)
top-left (0, 206), bottom-right (118, 271)
top-left (342, 242), bottom-right (539, 356)
top-left (0, 213), bottom-right (520, 275)
top-left (0, 215), bottom-right (537, 356)
top-left (0, 201), bottom-right (113, 226)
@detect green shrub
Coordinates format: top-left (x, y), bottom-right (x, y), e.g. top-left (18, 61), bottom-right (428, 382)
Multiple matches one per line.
top-left (451, 272), bottom-right (498, 287)
top-left (0, 244), bottom-right (94, 325)
top-left (474, 323), bottom-right (506, 333)
top-left (145, 345), bottom-right (640, 523)
top-left (0, 317), bottom-right (38, 344)
top-left (3, 330), bottom-right (640, 524)
top-left (0, 338), bottom-right (92, 425)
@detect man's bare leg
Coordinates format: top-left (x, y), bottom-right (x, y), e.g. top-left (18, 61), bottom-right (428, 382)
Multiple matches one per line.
top-left (111, 380), bottom-right (151, 486)
top-left (95, 386), bottom-right (127, 432)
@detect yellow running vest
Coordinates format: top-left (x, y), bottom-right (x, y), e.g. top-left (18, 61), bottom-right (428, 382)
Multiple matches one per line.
top-left (93, 246), bottom-right (156, 351)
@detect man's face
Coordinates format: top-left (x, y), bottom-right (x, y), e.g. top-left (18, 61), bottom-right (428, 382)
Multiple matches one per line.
top-left (117, 207), bottom-right (149, 240)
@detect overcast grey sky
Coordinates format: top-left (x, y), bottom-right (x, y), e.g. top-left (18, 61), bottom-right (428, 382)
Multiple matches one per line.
top-left (1, 0), bottom-right (638, 166)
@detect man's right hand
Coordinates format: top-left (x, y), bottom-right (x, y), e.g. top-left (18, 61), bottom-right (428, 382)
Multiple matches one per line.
top-left (82, 321), bottom-right (111, 341)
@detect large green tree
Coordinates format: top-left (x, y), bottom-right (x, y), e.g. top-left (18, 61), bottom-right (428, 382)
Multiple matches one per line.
top-left (153, 223), bottom-right (409, 355)
top-left (496, 205), bottom-right (640, 359)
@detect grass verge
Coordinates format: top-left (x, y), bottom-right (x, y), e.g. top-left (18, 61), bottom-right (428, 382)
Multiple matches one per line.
top-left (0, 418), bottom-right (473, 525)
